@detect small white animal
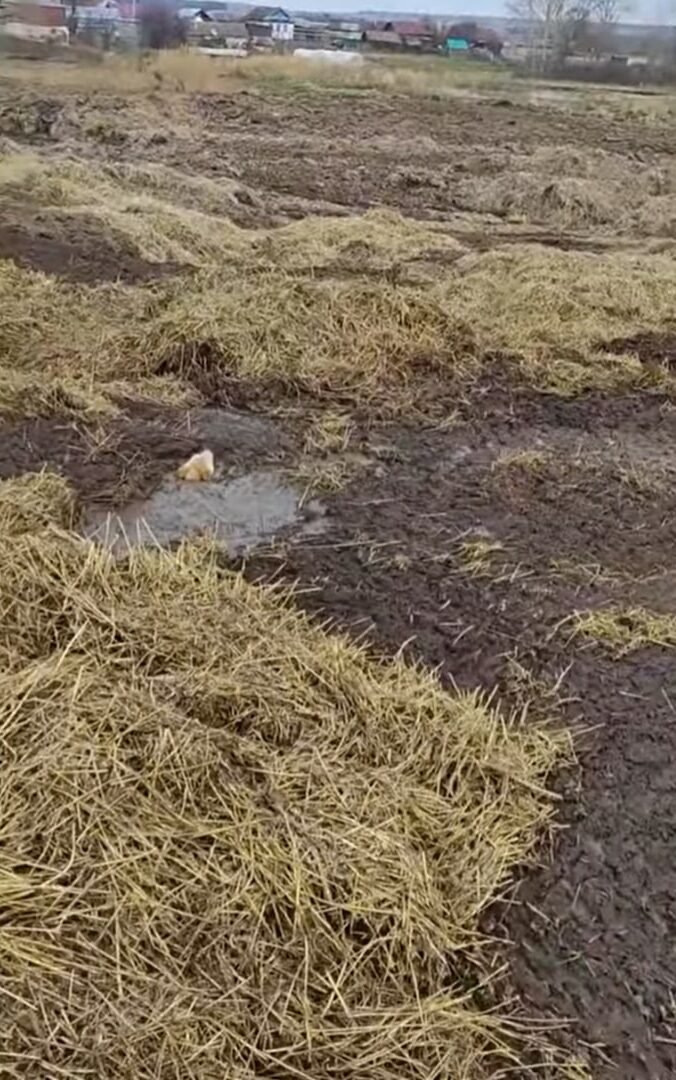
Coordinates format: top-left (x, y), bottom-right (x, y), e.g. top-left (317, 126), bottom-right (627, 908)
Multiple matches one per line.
top-left (177, 449), bottom-right (214, 482)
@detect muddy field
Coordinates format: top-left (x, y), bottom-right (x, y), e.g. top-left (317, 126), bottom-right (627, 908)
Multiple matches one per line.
top-left (3, 56), bottom-right (676, 1078)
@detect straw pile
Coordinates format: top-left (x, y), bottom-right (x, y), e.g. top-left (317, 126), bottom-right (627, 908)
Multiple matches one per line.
top-left (256, 208), bottom-right (466, 273)
top-left (455, 144), bottom-right (662, 229)
top-left (457, 172), bottom-right (617, 227)
top-left (0, 472), bottom-right (570, 1078)
top-left (447, 246), bottom-right (676, 394)
top-left (5, 229), bottom-right (676, 411)
top-left (624, 193), bottom-right (676, 238)
top-left (5, 146), bottom-right (676, 413)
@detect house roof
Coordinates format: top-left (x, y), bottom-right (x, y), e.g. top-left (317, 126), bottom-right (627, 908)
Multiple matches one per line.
top-left (245, 5), bottom-right (290, 21)
top-left (329, 19), bottom-right (360, 31)
top-left (212, 18), bottom-right (248, 35)
top-left (294, 16), bottom-right (325, 27)
top-left (384, 20), bottom-right (431, 36)
top-left (363, 30), bottom-right (400, 44)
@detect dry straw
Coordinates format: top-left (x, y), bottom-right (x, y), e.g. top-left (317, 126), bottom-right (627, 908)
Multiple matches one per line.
top-left (0, 472), bottom-right (573, 1078)
top-left (2, 153), bottom-right (676, 414)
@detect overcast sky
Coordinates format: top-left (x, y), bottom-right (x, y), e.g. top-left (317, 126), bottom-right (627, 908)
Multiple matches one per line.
top-left (294, 0), bottom-right (674, 21)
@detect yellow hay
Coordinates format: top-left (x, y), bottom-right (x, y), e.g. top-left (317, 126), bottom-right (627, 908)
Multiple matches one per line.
top-left (0, 472), bottom-right (572, 1079)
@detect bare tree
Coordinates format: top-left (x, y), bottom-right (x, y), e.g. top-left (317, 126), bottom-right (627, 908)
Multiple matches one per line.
top-left (510, 0), bottom-right (625, 67)
top-left (509, 0), bottom-right (587, 67)
top-left (592, 0), bottom-right (624, 56)
top-left (593, 0), bottom-right (621, 23)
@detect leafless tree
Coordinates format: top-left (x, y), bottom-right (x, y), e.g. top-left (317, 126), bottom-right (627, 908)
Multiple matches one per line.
top-left (510, 0), bottom-right (626, 66)
top-left (593, 0), bottom-right (621, 23)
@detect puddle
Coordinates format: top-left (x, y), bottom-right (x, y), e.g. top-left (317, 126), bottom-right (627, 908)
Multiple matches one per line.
top-left (85, 469), bottom-right (325, 555)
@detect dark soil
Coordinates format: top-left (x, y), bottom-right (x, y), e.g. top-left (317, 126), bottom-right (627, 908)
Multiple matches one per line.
top-left (3, 377), bottom-right (676, 1077)
top-left (239, 382), bottom-right (676, 1080)
top-left (1, 81), bottom-right (672, 233)
top-left (606, 331), bottom-right (676, 372)
top-left (0, 402), bottom-right (294, 508)
top-left (0, 213), bottom-right (182, 284)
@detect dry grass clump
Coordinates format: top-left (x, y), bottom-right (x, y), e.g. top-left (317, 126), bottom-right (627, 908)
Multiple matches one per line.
top-left (0, 156), bottom-right (462, 274)
top-left (527, 144), bottom-right (666, 197)
top-left (573, 606), bottom-right (676, 655)
top-left (0, 50), bottom-right (513, 98)
top-left (459, 538), bottom-right (506, 577)
top-left (0, 364), bottom-right (117, 418)
top-left (0, 154), bottom-right (251, 265)
top-left (293, 453), bottom-right (359, 496)
top-left (456, 145), bottom-right (661, 228)
top-left (5, 146), bottom-right (676, 411)
top-left (493, 449), bottom-right (553, 473)
top-left (0, 50), bottom-right (234, 94)
top-left (0, 259), bottom-right (149, 377)
top-left (143, 272), bottom-right (475, 399)
top-left (256, 208), bottom-right (466, 272)
top-left (236, 51), bottom-right (513, 96)
top-left (97, 160), bottom-right (257, 217)
top-left (447, 246), bottom-right (676, 394)
top-left (92, 199), bottom-right (248, 265)
top-left (0, 470), bottom-right (77, 533)
top-left (304, 410), bottom-right (354, 453)
top-left (0, 260), bottom-right (474, 413)
top-left (0, 472), bottom-right (571, 1079)
top-left (458, 173), bottom-right (614, 228)
top-left (4, 228), bottom-right (676, 411)
top-left (624, 193), bottom-right (676, 238)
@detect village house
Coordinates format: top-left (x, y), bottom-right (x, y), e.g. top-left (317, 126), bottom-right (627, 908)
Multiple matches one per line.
top-left (383, 19), bottom-right (436, 51)
top-left (446, 22), bottom-right (503, 58)
top-left (215, 18), bottom-right (248, 48)
top-left (326, 19), bottom-right (361, 49)
top-left (178, 7), bottom-right (250, 51)
top-left (2, 0), bottom-right (70, 43)
top-left (292, 16), bottom-right (327, 48)
top-left (244, 5), bottom-right (293, 44)
top-left (361, 29), bottom-right (401, 51)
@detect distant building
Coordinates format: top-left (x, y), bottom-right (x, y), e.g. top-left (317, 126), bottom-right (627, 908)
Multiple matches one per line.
top-left (362, 29), bottom-right (401, 50)
top-left (293, 16), bottom-right (327, 47)
top-left (446, 22), bottom-right (503, 57)
top-left (245, 5), bottom-right (292, 42)
top-left (4, 0), bottom-right (66, 24)
top-left (328, 20), bottom-right (362, 48)
top-left (382, 20), bottom-right (437, 51)
top-left (214, 17), bottom-right (247, 47)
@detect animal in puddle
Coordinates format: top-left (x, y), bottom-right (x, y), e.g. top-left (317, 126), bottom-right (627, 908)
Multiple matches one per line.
top-left (177, 449), bottom-right (214, 482)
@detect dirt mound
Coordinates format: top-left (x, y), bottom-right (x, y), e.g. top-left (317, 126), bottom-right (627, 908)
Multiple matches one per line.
top-left (0, 95), bottom-right (64, 139)
top-left (0, 213), bottom-right (183, 284)
top-left (605, 330), bottom-right (676, 370)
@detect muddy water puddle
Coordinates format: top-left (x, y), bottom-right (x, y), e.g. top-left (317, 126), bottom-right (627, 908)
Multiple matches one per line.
top-left (85, 469), bottom-right (325, 555)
